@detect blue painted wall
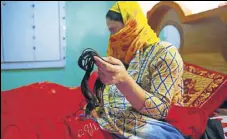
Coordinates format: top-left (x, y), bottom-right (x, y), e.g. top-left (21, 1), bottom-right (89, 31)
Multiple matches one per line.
top-left (1, 1), bottom-right (116, 91)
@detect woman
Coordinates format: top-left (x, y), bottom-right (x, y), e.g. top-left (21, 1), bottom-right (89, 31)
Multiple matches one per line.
top-left (92, 1), bottom-right (185, 139)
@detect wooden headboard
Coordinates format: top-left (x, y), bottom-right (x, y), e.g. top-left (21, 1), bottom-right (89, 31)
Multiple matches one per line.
top-left (147, 1), bottom-right (227, 74)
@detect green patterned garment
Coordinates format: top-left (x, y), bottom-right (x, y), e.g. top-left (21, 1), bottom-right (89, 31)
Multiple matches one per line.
top-left (94, 41), bottom-right (184, 138)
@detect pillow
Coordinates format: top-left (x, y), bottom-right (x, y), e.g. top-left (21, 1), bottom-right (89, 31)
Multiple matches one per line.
top-left (182, 62), bottom-right (227, 116)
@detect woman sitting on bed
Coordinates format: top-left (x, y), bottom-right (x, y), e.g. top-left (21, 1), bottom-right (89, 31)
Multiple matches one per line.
top-left (90, 1), bottom-right (185, 139)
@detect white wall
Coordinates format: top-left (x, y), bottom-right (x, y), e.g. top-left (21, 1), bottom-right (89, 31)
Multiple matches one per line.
top-left (138, 1), bottom-right (224, 16)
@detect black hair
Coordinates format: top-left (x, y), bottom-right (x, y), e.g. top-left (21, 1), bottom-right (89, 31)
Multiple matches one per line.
top-left (106, 10), bottom-right (123, 23)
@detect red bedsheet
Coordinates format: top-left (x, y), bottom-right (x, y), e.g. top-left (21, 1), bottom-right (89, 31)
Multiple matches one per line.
top-left (1, 71), bottom-right (113, 139)
top-left (1, 71), bottom-right (213, 139)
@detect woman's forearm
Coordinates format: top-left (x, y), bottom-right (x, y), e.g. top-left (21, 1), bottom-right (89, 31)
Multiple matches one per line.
top-left (116, 74), bottom-right (146, 111)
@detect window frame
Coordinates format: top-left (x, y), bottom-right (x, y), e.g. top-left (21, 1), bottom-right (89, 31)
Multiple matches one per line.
top-left (1, 1), bottom-right (66, 70)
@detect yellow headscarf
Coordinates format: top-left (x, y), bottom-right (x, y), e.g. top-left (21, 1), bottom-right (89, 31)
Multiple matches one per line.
top-left (107, 1), bottom-right (160, 64)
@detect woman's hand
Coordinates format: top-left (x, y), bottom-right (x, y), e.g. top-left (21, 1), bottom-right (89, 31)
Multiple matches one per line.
top-left (94, 56), bottom-right (128, 85)
top-left (94, 56), bottom-right (146, 111)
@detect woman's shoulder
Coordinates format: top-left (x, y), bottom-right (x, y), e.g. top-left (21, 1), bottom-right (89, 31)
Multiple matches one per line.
top-left (154, 41), bottom-right (179, 54)
top-left (155, 41), bottom-right (173, 47)
top-left (143, 41), bottom-right (178, 57)
top-left (145, 41), bottom-right (183, 65)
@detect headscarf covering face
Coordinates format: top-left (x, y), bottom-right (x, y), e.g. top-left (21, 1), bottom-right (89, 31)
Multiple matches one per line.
top-left (107, 1), bottom-right (160, 64)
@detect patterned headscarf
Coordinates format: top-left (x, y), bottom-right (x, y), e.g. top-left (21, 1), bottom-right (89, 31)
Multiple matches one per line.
top-left (107, 1), bottom-right (160, 64)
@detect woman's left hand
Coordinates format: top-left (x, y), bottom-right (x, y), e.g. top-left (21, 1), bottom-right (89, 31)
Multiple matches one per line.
top-left (94, 56), bottom-right (128, 85)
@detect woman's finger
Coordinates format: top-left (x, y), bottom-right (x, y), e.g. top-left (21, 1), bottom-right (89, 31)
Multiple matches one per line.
top-left (97, 70), bottom-right (112, 85)
top-left (103, 56), bottom-right (121, 65)
top-left (94, 56), bottom-right (108, 68)
top-left (98, 69), bottom-right (105, 77)
top-left (94, 56), bottom-right (116, 72)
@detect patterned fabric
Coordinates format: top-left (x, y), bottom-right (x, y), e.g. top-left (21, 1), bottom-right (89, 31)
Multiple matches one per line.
top-left (183, 62), bottom-right (227, 107)
top-left (107, 1), bottom-right (160, 64)
top-left (94, 41), bottom-right (184, 138)
top-left (182, 62), bottom-right (227, 118)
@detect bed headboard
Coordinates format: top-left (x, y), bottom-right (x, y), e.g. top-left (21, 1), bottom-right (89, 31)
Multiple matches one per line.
top-left (147, 1), bottom-right (227, 74)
